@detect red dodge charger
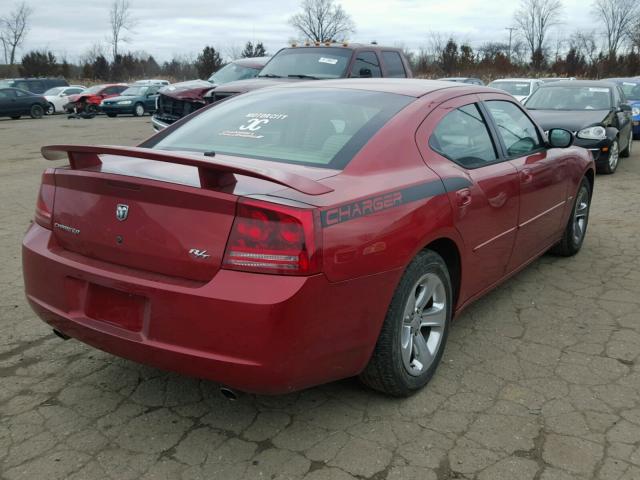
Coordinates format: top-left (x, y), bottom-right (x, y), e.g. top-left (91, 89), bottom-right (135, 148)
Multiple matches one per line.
top-left (23, 79), bottom-right (595, 396)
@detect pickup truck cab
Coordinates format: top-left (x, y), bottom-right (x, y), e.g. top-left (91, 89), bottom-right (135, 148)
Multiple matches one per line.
top-left (152, 44), bottom-right (412, 130)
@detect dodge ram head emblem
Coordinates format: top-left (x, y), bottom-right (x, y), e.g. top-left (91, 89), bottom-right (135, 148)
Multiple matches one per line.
top-left (116, 204), bottom-right (129, 221)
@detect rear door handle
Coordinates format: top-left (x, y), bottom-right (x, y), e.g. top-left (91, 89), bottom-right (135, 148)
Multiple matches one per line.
top-left (520, 168), bottom-right (533, 184)
top-left (456, 188), bottom-right (472, 207)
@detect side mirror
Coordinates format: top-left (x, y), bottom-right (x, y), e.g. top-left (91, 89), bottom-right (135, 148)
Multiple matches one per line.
top-left (548, 128), bottom-right (573, 148)
top-left (359, 68), bottom-right (372, 78)
top-left (620, 103), bottom-right (632, 112)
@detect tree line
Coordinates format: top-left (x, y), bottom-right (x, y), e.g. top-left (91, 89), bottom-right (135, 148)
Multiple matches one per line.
top-left (15, 42), bottom-right (268, 82)
top-left (2, 0), bottom-right (640, 81)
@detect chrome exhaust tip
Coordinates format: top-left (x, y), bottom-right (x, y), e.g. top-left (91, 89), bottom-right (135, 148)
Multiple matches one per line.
top-left (53, 329), bottom-right (71, 340)
top-left (220, 387), bottom-right (238, 401)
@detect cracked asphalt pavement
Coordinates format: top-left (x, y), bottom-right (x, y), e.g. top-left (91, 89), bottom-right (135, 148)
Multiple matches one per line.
top-left (1, 115), bottom-right (639, 480)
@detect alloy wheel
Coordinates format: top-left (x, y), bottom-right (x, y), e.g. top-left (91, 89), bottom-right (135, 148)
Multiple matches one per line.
top-left (572, 183), bottom-right (590, 245)
top-left (400, 273), bottom-right (447, 376)
top-left (609, 140), bottom-right (619, 170)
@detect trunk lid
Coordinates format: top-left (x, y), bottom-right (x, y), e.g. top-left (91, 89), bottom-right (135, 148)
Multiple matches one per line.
top-left (52, 168), bottom-right (237, 282)
top-left (47, 147), bottom-right (337, 282)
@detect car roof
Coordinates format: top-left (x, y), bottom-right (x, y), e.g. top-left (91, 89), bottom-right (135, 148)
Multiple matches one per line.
top-left (284, 43), bottom-right (403, 52)
top-left (269, 78), bottom-right (488, 97)
top-left (539, 79), bottom-right (616, 88)
top-left (233, 56), bottom-right (270, 68)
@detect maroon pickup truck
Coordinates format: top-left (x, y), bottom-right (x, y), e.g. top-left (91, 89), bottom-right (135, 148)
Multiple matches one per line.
top-left (152, 43), bottom-right (412, 130)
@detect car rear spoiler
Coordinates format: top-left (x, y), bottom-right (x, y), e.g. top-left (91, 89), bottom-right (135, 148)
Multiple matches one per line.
top-left (41, 144), bottom-right (334, 196)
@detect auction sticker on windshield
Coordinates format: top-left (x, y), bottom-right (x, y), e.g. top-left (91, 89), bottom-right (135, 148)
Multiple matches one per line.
top-left (319, 57), bottom-right (339, 65)
top-left (219, 112), bottom-right (288, 140)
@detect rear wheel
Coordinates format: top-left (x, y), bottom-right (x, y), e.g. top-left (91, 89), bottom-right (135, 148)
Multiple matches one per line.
top-left (133, 103), bottom-right (145, 117)
top-left (550, 177), bottom-right (591, 257)
top-left (30, 104), bottom-right (44, 119)
top-left (360, 250), bottom-right (451, 396)
top-left (597, 138), bottom-right (619, 174)
top-left (46, 102), bottom-right (55, 115)
top-left (620, 129), bottom-right (633, 158)
top-left (85, 103), bottom-right (98, 114)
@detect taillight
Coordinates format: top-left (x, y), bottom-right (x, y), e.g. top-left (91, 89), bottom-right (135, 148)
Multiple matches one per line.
top-left (223, 199), bottom-right (321, 275)
top-left (35, 169), bottom-right (55, 229)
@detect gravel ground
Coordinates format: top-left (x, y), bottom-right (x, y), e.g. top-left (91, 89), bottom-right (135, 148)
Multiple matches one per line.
top-left (1, 115), bottom-right (639, 480)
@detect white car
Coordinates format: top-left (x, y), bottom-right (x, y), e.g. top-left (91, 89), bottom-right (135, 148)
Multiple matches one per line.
top-left (488, 78), bottom-right (544, 103)
top-left (43, 85), bottom-right (86, 114)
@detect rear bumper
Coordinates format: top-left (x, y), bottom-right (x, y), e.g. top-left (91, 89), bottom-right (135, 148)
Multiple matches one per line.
top-left (22, 223), bottom-right (398, 394)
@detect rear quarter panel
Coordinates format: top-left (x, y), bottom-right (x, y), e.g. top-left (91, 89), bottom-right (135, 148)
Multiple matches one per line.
top-left (282, 97), bottom-right (461, 284)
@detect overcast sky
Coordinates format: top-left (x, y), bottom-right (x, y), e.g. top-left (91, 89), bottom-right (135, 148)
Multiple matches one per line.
top-left (12, 0), bottom-right (597, 63)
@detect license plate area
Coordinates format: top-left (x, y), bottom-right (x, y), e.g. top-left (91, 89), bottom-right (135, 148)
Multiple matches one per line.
top-left (85, 283), bottom-right (146, 331)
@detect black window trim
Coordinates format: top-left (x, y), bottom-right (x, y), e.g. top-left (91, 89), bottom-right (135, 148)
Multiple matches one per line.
top-left (479, 99), bottom-right (547, 161)
top-left (428, 101), bottom-right (507, 170)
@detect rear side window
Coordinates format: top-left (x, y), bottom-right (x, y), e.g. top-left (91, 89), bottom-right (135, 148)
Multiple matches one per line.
top-left (382, 51), bottom-right (406, 78)
top-left (430, 104), bottom-right (498, 168)
top-left (485, 100), bottom-right (543, 157)
top-left (152, 88), bottom-right (412, 169)
top-left (350, 51), bottom-right (381, 78)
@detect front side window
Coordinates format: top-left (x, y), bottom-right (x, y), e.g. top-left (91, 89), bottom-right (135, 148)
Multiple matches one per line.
top-left (381, 51), bottom-right (406, 78)
top-left (430, 103), bottom-right (498, 168)
top-left (488, 81), bottom-right (532, 97)
top-left (485, 100), bottom-right (543, 157)
top-left (350, 51), bottom-right (381, 78)
top-left (153, 87), bottom-right (412, 168)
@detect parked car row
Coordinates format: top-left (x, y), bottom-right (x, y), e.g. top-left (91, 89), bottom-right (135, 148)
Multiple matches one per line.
top-left (152, 43), bottom-right (412, 130)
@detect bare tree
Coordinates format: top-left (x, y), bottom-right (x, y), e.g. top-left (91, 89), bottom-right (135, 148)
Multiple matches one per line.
top-left (109, 0), bottom-right (136, 60)
top-left (592, 0), bottom-right (640, 59)
top-left (514, 0), bottom-right (563, 69)
top-left (289, 0), bottom-right (355, 43)
top-left (570, 30), bottom-right (599, 64)
top-left (0, 1), bottom-right (32, 65)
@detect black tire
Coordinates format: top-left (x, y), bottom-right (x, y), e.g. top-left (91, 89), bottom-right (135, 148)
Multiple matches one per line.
top-left (360, 250), bottom-right (452, 396)
top-left (46, 102), bottom-right (55, 115)
top-left (133, 103), bottom-right (145, 117)
top-left (620, 130), bottom-right (633, 158)
top-left (550, 177), bottom-right (592, 257)
top-left (30, 104), bottom-right (44, 119)
top-left (85, 103), bottom-right (98, 114)
top-left (597, 138), bottom-right (619, 174)
top-left (10, 115), bottom-right (20, 120)
top-left (106, 113), bottom-right (117, 118)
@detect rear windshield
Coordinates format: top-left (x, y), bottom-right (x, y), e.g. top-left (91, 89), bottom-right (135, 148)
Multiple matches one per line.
top-left (44, 87), bottom-right (65, 95)
top-left (153, 87), bottom-right (412, 169)
top-left (121, 86), bottom-right (148, 96)
top-left (489, 81), bottom-right (531, 96)
top-left (526, 85), bottom-right (613, 110)
top-left (619, 81), bottom-right (640, 101)
top-left (258, 48), bottom-right (352, 80)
